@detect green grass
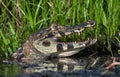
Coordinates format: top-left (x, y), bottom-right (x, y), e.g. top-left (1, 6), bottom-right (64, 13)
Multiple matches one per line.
top-left (0, 0), bottom-right (120, 58)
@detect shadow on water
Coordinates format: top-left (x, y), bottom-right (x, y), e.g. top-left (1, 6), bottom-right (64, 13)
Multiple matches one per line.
top-left (1, 57), bottom-right (120, 77)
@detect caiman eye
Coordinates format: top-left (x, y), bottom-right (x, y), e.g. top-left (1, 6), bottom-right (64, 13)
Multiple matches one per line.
top-left (42, 41), bottom-right (51, 47)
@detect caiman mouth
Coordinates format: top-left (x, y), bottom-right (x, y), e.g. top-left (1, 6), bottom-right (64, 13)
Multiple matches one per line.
top-left (53, 20), bottom-right (97, 57)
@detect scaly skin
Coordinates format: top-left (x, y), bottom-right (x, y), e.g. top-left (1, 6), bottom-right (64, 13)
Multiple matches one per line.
top-left (12, 20), bottom-right (97, 62)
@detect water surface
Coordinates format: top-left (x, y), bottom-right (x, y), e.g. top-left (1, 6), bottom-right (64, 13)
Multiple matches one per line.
top-left (0, 57), bottom-right (120, 77)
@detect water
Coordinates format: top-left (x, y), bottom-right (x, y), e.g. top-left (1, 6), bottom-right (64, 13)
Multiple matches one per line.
top-left (0, 57), bottom-right (120, 77)
top-left (0, 63), bottom-right (20, 77)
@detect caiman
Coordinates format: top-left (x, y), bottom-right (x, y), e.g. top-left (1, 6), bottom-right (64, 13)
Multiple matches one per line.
top-left (12, 20), bottom-right (97, 62)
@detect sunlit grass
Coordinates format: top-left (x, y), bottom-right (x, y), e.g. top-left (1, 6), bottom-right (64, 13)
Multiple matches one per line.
top-left (0, 0), bottom-right (120, 57)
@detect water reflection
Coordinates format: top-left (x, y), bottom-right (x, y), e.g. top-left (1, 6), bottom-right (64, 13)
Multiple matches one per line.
top-left (0, 63), bottom-right (20, 77)
top-left (1, 57), bottom-right (120, 77)
top-left (21, 58), bottom-right (86, 73)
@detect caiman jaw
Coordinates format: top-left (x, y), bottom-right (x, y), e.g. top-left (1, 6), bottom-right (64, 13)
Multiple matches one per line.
top-left (33, 20), bottom-right (97, 57)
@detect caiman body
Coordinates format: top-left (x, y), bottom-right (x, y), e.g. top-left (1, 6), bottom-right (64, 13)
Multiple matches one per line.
top-left (12, 20), bottom-right (97, 62)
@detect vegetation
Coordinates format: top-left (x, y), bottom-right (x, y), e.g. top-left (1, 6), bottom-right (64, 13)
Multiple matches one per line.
top-left (0, 0), bottom-right (120, 58)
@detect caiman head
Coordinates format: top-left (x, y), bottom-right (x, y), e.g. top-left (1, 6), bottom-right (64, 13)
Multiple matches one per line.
top-left (12, 20), bottom-right (97, 61)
